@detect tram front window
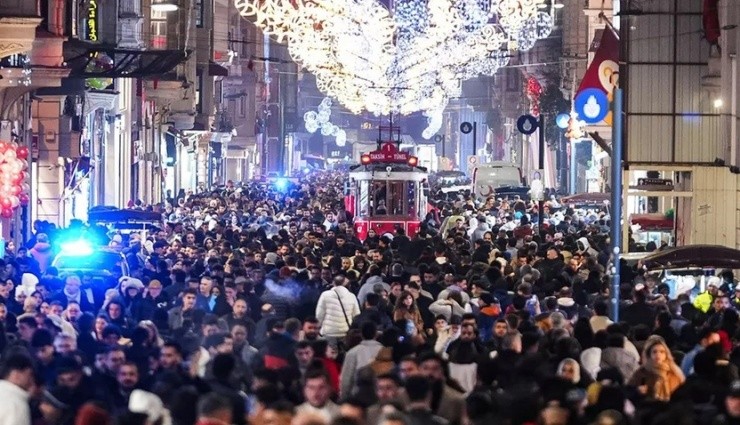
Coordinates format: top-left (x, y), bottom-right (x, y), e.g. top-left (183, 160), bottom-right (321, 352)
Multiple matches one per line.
top-left (371, 180), bottom-right (407, 216)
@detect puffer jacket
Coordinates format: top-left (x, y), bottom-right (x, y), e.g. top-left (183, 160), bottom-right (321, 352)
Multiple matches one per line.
top-left (316, 286), bottom-right (361, 338)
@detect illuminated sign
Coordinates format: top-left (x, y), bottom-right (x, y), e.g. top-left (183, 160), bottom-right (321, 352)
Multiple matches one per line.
top-left (86, 0), bottom-right (98, 42)
top-left (361, 143), bottom-right (412, 164)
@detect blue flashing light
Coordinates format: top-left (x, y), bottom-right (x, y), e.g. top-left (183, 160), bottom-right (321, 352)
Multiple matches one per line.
top-left (60, 240), bottom-right (94, 256)
top-left (275, 178), bottom-right (289, 191)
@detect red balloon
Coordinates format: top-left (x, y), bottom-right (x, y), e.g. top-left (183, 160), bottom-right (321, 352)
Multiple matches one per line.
top-left (12, 173), bottom-right (24, 185)
top-left (0, 142), bottom-right (9, 154)
top-left (16, 146), bottom-right (28, 160)
top-left (10, 185), bottom-right (21, 196)
top-left (1, 208), bottom-right (13, 218)
top-left (19, 193), bottom-right (29, 206)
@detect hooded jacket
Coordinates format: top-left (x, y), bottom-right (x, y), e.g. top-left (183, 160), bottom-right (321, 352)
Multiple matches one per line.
top-left (29, 241), bottom-right (53, 272)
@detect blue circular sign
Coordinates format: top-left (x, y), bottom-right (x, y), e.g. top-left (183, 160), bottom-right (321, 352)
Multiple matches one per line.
top-left (517, 114), bottom-right (539, 135)
top-left (574, 88), bottom-right (609, 124)
top-left (460, 122), bottom-right (473, 134)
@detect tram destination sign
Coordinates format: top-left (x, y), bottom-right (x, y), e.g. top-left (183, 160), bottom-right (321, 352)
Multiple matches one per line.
top-left (366, 142), bottom-right (410, 163)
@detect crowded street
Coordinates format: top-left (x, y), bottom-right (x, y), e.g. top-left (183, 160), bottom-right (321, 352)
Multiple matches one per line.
top-left (0, 168), bottom-right (738, 425)
top-left (2, 0), bottom-right (740, 425)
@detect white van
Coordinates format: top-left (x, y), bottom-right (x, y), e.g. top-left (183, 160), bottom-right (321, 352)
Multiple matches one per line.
top-left (472, 162), bottom-right (524, 199)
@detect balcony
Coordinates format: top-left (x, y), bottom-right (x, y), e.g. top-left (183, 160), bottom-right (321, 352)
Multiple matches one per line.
top-left (63, 39), bottom-right (191, 79)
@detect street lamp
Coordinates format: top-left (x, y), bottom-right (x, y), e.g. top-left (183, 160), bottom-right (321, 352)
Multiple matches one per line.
top-left (152, 0), bottom-right (179, 12)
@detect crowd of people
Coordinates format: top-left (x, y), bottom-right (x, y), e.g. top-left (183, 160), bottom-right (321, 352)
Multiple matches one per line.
top-left (0, 170), bottom-right (739, 425)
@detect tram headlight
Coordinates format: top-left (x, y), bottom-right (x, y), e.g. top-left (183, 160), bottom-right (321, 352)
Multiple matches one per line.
top-left (361, 154), bottom-right (371, 165)
top-left (407, 156), bottom-right (418, 167)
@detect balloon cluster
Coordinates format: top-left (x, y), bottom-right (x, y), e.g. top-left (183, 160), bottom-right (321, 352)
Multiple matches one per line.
top-left (0, 141), bottom-right (30, 218)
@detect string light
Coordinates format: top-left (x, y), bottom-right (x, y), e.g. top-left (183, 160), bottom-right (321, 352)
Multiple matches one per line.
top-left (237, 0), bottom-right (553, 116)
top-left (303, 97), bottom-right (347, 146)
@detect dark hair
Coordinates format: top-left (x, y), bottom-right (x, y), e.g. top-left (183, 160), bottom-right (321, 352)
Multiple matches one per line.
top-left (295, 340), bottom-right (313, 351)
top-left (211, 353), bottom-right (236, 381)
top-left (404, 375), bottom-right (432, 402)
top-left (594, 301), bottom-right (609, 316)
top-left (197, 393), bottom-right (232, 418)
top-left (0, 353), bottom-right (34, 378)
top-left (163, 341), bottom-right (184, 356)
top-left (365, 292), bottom-right (380, 307)
top-left (361, 321), bottom-right (377, 340)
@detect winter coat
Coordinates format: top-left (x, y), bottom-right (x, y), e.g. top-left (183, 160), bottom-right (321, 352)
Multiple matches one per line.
top-left (29, 242), bottom-right (53, 273)
top-left (316, 286), bottom-right (361, 338)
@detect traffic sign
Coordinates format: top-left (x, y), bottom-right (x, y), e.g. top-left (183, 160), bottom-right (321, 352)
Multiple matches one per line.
top-left (434, 134), bottom-right (444, 143)
top-left (467, 155), bottom-right (478, 173)
top-left (460, 122), bottom-right (473, 134)
top-left (517, 114), bottom-right (539, 135)
top-left (574, 88), bottom-right (609, 124)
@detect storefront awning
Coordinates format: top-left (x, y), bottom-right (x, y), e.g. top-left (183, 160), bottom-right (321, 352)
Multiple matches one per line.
top-left (208, 61), bottom-right (229, 77)
top-left (642, 245), bottom-right (740, 270)
top-left (63, 40), bottom-right (191, 78)
top-left (630, 213), bottom-right (674, 231)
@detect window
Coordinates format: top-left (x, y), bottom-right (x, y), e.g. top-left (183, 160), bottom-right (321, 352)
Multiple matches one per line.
top-left (506, 69), bottom-right (520, 92)
top-left (196, 0), bottom-right (204, 28)
top-left (238, 96), bottom-right (246, 118)
top-left (150, 8), bottom-right (167, 49)
top-left (215, 80), bottom-right (223, 106)
top-left (196, 74), bottom-right (203, 114)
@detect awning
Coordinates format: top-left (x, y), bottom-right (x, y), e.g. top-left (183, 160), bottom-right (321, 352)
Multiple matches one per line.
top-left (63, 39), bottom-right (190, 78)
top-left (642, 245), bottom-right (740, 270)
top-left (630, 213), bottom-right (674, 231)
top-left (208, 61), bottom-right (229, 77)
top-left (561, 192), bottom-right (610, 204)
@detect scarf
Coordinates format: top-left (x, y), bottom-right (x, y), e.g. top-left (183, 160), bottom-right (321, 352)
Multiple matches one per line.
top-left (63, 287), bottom-right (81, 304)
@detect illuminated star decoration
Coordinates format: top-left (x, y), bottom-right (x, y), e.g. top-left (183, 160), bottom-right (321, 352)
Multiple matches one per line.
top-left (303, 98), bottom-right (348, 147)
top-left (235, 0), bottom-right (554, 117)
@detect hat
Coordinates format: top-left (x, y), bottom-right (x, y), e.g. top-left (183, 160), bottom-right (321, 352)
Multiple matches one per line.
top-left (479, 292), bottom-right (498, 306)
top-left (707, 276), bottom-right (722, 288)
top-left (56, 357), bottom-right (83, 374)
top-left (121, 277), bottom-right (145, 292)
top-left (129, 390), bottom-right (172, 425)
top-left (265, 252), bottom-right (279, 265)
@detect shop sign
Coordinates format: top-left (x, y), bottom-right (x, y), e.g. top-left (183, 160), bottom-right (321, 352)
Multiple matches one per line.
top-left (86, 0), bottom-right (98, 42)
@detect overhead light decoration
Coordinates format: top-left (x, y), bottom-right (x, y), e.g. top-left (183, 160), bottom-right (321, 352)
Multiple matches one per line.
top-left (304, 98), bottom-right (348, 147)
top-left (235, 0), bottom-right (553, 116)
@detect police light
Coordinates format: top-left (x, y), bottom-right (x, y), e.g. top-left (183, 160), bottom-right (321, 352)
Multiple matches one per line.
top-left (407, 156), bottom-right (418, 167)
top-left (61, 240), bottom-right (94, 256)
top-left (361, 154), bottom-right (371, 165)
top-left (274, 178), bottom-right (289, 191)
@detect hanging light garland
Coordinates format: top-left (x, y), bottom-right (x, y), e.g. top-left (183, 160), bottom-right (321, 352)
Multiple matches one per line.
top-left (303, 98), bottom-right (348, 146)
top-left (236, 0), bottom-right (553, 116)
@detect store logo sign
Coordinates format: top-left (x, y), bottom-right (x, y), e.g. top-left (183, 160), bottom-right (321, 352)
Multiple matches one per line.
top-left (86, 0), bottom-right (98, 42)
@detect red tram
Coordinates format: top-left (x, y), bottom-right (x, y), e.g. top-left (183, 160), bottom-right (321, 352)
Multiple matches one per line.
top-left (344, 142), bottom-right (429, 241)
